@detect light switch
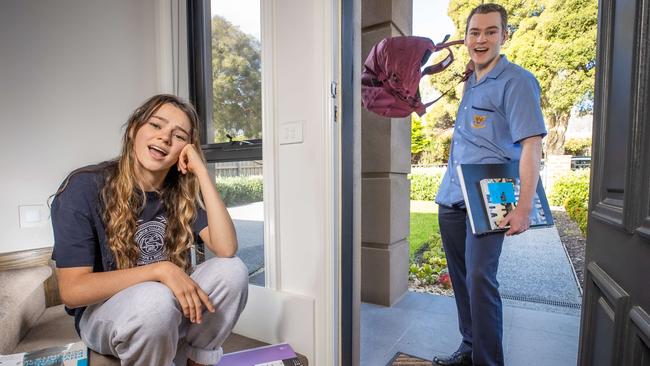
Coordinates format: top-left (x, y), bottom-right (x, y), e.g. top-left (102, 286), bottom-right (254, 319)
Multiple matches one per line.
top-left (19, 205), bottom-right (48, 228)
top-left (279, 120), bottom-right (303, 145)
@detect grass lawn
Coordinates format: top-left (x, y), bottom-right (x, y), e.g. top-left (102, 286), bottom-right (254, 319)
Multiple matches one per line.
top-left (410, 200), bottom-right (440, 258)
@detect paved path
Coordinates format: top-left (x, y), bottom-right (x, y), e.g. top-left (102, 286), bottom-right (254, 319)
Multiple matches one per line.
top-left (412, 200), bottom-right (582, 314)
top-left (205, 202), bottom-right (265, 285)
top-left (498, 226), bottom-right (582, 315)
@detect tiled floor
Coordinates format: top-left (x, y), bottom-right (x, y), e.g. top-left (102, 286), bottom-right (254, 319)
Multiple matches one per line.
top-left (361, 292), bottom-right (581, 366)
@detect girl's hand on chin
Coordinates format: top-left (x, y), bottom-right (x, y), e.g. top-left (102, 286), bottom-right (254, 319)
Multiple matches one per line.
top-left (178, 144), bottom-right (206, 176)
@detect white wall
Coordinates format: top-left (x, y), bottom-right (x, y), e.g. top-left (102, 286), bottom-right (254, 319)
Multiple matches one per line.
top-left (0, 0), bottom-right (163, 253)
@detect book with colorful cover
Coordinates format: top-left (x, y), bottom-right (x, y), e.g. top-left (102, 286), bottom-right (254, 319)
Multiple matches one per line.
top-left (0, 341), bottom-right (88, 366)
top-left (216, 343), bottom-right (303, 366)
top-left (457, 162), bottom-right (553, 235)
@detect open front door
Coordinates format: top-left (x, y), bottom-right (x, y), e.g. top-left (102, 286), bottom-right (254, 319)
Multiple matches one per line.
top-left (577, 0), bottom-right (650, 364)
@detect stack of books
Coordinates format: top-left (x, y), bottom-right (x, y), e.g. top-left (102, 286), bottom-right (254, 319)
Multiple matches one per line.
top-left (456, 162), bottom-right (554, 235)
top-left (0, 342), bottom-right (87, 366)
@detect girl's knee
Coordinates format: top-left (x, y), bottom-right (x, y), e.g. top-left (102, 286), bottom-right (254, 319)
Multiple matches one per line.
top-left (123, 282), bottom-right (181, 321)
top-left (198, 257), bottom-right (249, 291)
top-left (219, 257), bottom-right (249, 295)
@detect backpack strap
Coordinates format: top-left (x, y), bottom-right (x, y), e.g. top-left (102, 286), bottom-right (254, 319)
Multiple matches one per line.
top-left (423, 60), bottom-right (474, 109)
top-left (421, 39), bottom-right (465, 76)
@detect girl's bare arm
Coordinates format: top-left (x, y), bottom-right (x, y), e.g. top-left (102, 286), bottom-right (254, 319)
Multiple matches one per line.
top-left (178, 144), bottom-right (238, 257)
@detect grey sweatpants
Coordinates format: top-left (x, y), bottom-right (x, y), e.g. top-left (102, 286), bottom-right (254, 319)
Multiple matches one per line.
top-left (79, 257), bottom-right (249, 366)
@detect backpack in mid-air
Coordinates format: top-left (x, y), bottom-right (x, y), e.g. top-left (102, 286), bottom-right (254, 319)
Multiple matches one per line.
top-left (361, 35), bottom-right (473, 118)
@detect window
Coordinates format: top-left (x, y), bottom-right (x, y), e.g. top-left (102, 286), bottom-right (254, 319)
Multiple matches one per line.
top-left (188, 0), bottom-right (265, 286)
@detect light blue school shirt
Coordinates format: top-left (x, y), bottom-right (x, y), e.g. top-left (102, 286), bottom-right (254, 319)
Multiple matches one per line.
top-left (435, 55), bottom-right (547, 207)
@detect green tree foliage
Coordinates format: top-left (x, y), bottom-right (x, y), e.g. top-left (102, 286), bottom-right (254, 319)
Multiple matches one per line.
top-left (425, 0), bottom-right (597, 155)
top-left (507, 0), bottom-right (597, 154)
top-left (423, 130), bottom-right (453, 164)
top-left (211, 15), bottom-right (262, 142)
top-left (411, 115), bottom-right (428, 161)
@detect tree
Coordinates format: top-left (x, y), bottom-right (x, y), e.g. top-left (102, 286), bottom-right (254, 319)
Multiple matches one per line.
top-left (411, 114), bottom-right (428, 163)
top-left (211, 15), bottom-right (262, 142)
top-left (507, 0), bottom-right (597, 154)
top-left (425, 0), bottom-right (597, 155)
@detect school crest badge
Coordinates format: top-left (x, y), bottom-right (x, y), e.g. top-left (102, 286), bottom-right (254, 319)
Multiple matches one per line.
top-left (472, 114), bottom-right (487, 128)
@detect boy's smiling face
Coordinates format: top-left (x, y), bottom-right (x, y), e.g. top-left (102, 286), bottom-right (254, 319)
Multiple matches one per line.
top-left (465, 11), bottom-right (508, 74)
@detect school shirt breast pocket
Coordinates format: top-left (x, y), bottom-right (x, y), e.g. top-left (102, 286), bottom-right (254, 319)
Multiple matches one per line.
top-left (469, 105), bottom-right (497, 139)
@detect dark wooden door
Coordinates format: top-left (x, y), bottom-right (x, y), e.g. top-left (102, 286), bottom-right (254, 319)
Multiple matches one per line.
top-left (578, 0), bottom-right (650, 364)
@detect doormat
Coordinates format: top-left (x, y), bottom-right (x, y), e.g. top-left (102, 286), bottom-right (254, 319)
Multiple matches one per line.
top-left (386, 352), bottom-right (433, 366)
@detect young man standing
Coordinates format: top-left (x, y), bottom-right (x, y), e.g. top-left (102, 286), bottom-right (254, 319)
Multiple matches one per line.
top-left (433, 4), bottom-right (546, 366)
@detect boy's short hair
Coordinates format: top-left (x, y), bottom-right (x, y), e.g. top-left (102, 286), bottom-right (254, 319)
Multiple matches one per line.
top-left (465, 3), bottom-right (508, 34)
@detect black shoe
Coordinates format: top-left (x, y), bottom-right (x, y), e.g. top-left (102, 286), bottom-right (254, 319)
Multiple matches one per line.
top-left (433, 350), bottom-right (473, 366)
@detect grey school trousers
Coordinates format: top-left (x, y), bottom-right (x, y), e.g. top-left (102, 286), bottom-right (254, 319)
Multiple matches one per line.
top-left (79, 257), bottom-right (249, 366)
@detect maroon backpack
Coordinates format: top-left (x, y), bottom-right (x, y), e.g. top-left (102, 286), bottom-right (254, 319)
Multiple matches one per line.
top-left (361, 36), bottom-right (473, 118)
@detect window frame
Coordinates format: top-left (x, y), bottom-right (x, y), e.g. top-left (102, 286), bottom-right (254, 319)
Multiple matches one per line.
top-left (186, 0), bottom-right (263, 163)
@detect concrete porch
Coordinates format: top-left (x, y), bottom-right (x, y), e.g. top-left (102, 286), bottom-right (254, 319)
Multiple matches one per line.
top-left (361, 292), bottom-right (581, 365)
top-left (361, 225), bottom-right (583, 365)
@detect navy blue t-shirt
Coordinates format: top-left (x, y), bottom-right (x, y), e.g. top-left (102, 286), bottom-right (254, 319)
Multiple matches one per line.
top-left (50, 167), bottom-right (208, 333)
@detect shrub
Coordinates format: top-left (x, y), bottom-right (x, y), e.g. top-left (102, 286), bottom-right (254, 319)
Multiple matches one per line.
top-left (410, 172), bottom-right (443, 201)
top-left (216, 175), bottom-right (263, 207)
top-left (565, 196), bottom-right (588, 236)
top-left (549, 169), bottom-right (590, 206)
top-left (550, 169), bottom-right (590, 237)
top-left (563, 138), bottom-right (592, 156)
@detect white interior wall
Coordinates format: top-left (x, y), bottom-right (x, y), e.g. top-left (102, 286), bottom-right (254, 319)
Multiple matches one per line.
top-left (0, 0), bottom-right (165, 254)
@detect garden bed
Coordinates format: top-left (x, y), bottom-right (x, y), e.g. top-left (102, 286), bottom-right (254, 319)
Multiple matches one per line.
top-left (552, 207), bottom-right (586, 290)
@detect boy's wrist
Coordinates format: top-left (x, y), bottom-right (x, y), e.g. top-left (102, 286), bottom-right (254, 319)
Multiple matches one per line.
top-left (516, 202), bottom-right (532, 214)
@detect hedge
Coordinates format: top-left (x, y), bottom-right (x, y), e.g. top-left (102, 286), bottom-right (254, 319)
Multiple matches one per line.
top-left (563, 138), bottom-right (592, 156)
top-left (550, 169), bottom-right (590, 236)
top-left (549, 169), bottom-right (590, 206)
top-left (410, 172), bottom-right (443, 201)
top-left (216, 176), bottom-right (263, 207)
top-left (565, 196), bottom-right (588, 236)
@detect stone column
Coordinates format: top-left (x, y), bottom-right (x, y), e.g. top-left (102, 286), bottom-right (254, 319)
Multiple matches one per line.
top-left (361, 0), bottom-right (412, 306)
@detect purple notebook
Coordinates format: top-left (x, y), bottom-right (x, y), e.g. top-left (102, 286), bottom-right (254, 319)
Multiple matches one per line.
top-left (215, 343), bottom-right (297, 366)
